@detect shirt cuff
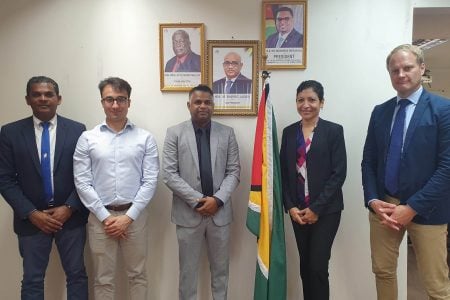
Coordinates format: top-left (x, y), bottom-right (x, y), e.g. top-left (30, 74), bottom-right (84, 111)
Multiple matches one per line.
top-left (96, 207), bottom-right (111, 223)
top-left (126, 205), bottom-right (140, 221)
top-left (213, 196), bottom-right (224, 207)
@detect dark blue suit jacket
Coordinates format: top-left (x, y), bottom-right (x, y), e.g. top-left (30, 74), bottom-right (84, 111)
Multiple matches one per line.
top-left (164, 52), bottom-right (201, 72)
top-left (0, 115), bottom-right (88, 235)
top-left (362, 89), bottom-right (450, 224)
top-left (266, 29), bottom-right (303, 48)
top-left (212, 73), bottom-right (252, 94)
top-left (280, 118), bottom-right (346, 216)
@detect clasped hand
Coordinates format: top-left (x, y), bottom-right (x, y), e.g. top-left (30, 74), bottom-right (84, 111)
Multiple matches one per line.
top-left (370, 199), bottom-right (417, 230)
top-left (103, 215), bottom-right (133, 239)
top-left (196, 196), bottom-right (219, 217)
top-left (29, 206), bottom-right (73, 234)
top-left (289, 207), bottom-right (318, 225)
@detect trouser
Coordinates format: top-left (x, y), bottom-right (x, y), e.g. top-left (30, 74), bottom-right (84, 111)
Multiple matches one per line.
top-left (176, 217), bottom-right (230, 300)
top-left (291, 212), bottom-right (341, 300)
top-left (369, 195), bottom-right (450, 300)
top-left (18, 226), bottom-right (88, 300)
top-left (88, 209), bottom-right (148, 300)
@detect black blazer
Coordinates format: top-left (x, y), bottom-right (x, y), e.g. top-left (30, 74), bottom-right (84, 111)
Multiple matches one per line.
top-left (280, 118), bottom-right (347, 216)
top-left (0, 115), bottom-right (88, 235)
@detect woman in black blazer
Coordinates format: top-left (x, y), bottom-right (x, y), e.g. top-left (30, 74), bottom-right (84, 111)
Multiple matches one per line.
top-left (280, 80), bottom-right (346, 300)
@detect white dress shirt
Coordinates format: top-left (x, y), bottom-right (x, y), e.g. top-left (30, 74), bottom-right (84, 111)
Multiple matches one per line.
top-left (73, 120), bottom-right (159, 222)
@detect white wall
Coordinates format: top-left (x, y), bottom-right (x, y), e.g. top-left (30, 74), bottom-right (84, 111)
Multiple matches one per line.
top-left (0, 0), bottom-right (447, 299)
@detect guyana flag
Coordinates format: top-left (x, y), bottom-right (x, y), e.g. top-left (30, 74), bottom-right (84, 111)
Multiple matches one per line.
top-left (246, 81), bottom-right (287, 300)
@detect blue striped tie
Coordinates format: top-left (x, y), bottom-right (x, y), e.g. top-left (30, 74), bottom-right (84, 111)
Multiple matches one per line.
top-left (41, 122), bottom-right (53, 204)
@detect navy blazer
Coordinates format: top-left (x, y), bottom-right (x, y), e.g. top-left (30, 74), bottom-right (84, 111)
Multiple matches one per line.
top-left (266, 29), bottom-right (304, 48)
top-left (164, 52), bottom-right (201, 72)
top-left (280, 118), bottom-right (347, 216)
top-left (0, 115), bottom-right (88, 235)
top-left (362, 89), bottom-right (450, 224)
top-left (212, 73), bottom-right (252, 94)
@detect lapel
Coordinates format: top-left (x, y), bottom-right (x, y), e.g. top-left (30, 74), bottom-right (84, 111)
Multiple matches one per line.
top-left (287, 122), bottom-right (300, 169)
top-left (381, 98), bottom-right (398, 157)
top-left (210, 122), bottom-right (219, 175)
top-left (185, 121), bottom-right (200, 175)
top-left (309, 118), bottom-right (324, 154)
top-left (22, 117), bottom-right (41, 175)
top-left (403, 90), bottom-right (429, 151)
top-left (53, 115), bottom-right (66, 172)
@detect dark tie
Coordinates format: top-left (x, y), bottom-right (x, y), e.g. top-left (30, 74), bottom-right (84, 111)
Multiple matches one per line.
top-left (225, 80), bottom-right (233, 94)
top-left (41, 122), bottom-right (53, 203)
top-left (385, 99), bottom-right (411, 196)
top-left (199, 128), bottom-right (213, 196)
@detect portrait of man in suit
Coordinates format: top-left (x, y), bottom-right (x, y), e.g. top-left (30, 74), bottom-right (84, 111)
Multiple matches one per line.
top-left (0, 76), bottom-right (88, 300)
top-left (212, 51), bottom-right (252, 95)
top-left (162, 84), bottom-right (240, 300)
top-left (164, 29), bottom-right (201, 73)
top-left (362, 44), bottom-right (450, 299)
top-left (265, 6), bottom-right (304, 49)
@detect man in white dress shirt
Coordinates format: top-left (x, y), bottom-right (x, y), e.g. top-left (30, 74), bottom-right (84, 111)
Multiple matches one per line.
top-left (73, 77), bottom-right (159, 300)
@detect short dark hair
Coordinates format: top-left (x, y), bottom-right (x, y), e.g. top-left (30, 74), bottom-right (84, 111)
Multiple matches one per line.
top-left (189, 84), bottom-right (213, 98)
top-left (98, 77), bottom-right (132, 97)
top-left (296, 80), bottom-right (324, 101)
top-left (275, 6), bottom-right (294, 18)
top-left (26, 76), bottom-right (59, 96)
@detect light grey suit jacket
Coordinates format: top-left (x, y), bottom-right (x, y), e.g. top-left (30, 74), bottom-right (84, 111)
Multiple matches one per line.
top-left (162, 120), bottom-right (240, 227)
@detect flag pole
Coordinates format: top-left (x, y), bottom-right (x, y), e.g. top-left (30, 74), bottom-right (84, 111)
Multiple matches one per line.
top-left (261, 70), bottom-right (270, 99)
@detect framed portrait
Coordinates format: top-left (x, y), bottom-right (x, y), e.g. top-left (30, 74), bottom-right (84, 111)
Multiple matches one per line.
top-left (206, 40), bottom-right (259, 116)
top-left (159, 23), bottom-right (205, 91)
top-left (262, 0), bottom-right (307, 69)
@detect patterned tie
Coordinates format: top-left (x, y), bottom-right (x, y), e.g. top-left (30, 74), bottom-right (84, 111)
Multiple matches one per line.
top-left (199, 128), bottom-right (213, 196)
top-left (276, 37), bottom-right (285, 48)
top-left (225, 80), bottom-right (233, 94)
top-left (41, 122), bottom-right (53, 203)
top-left (385, 99), bottom-right (410, 196)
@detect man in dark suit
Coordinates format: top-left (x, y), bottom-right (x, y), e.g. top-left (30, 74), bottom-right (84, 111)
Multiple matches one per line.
top-left (165, 29), bottom-right (201, 72)
top-left (212, 52), bottom-right (252, 94)
top-left (362, 44), bottom-right (450, 299)
top-left (265, 6), bottom-right (303, 48)
top-left (162, 84), bottom-right (240, 300)
top-left (0, 76), bottom-right (88, 300)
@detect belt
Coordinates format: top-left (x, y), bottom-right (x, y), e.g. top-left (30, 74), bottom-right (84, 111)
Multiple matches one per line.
top-left (105, 203), bottom-right (132, 211)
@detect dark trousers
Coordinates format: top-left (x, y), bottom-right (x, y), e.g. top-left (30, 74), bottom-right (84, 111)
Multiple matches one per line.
top-left (291, 211), bottom-right (341, 300)
top-left (18, 225), bottom-right (88, 300)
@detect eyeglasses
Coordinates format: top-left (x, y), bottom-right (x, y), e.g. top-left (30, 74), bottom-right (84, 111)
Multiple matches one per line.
top-left (101, 96), bottom-right (129, 105)
top-left (223, 61), bottom-right (240, 67)
top-left (277, 17), bottom-right (292, 22)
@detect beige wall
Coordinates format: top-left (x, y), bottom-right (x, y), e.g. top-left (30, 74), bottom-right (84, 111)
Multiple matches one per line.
top-left (0, 0), bottom-right (447, 299)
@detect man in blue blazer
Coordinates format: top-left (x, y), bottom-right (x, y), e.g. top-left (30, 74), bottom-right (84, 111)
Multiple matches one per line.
top-left (362, 45), bottom-right (450, 299)
top-left (0, 76), bottom-right (88, 300)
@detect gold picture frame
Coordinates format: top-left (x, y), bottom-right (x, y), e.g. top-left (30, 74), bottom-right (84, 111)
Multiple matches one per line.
top-left (159, 23), bottom-right (205, 91)
top-left (206, 40), bottom-right (259, 116)
top-left (262, 0), bottom-right (307, 69)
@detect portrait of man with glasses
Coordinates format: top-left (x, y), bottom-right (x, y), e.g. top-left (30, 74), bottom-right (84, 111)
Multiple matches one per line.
top-left (265, 6), bottom-right (303, 49)
top-left (212, 51), bottom-right (252, 95)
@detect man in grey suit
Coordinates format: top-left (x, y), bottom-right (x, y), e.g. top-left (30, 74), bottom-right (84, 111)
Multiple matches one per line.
top-left (162, 84), bottom-right (240, 300)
